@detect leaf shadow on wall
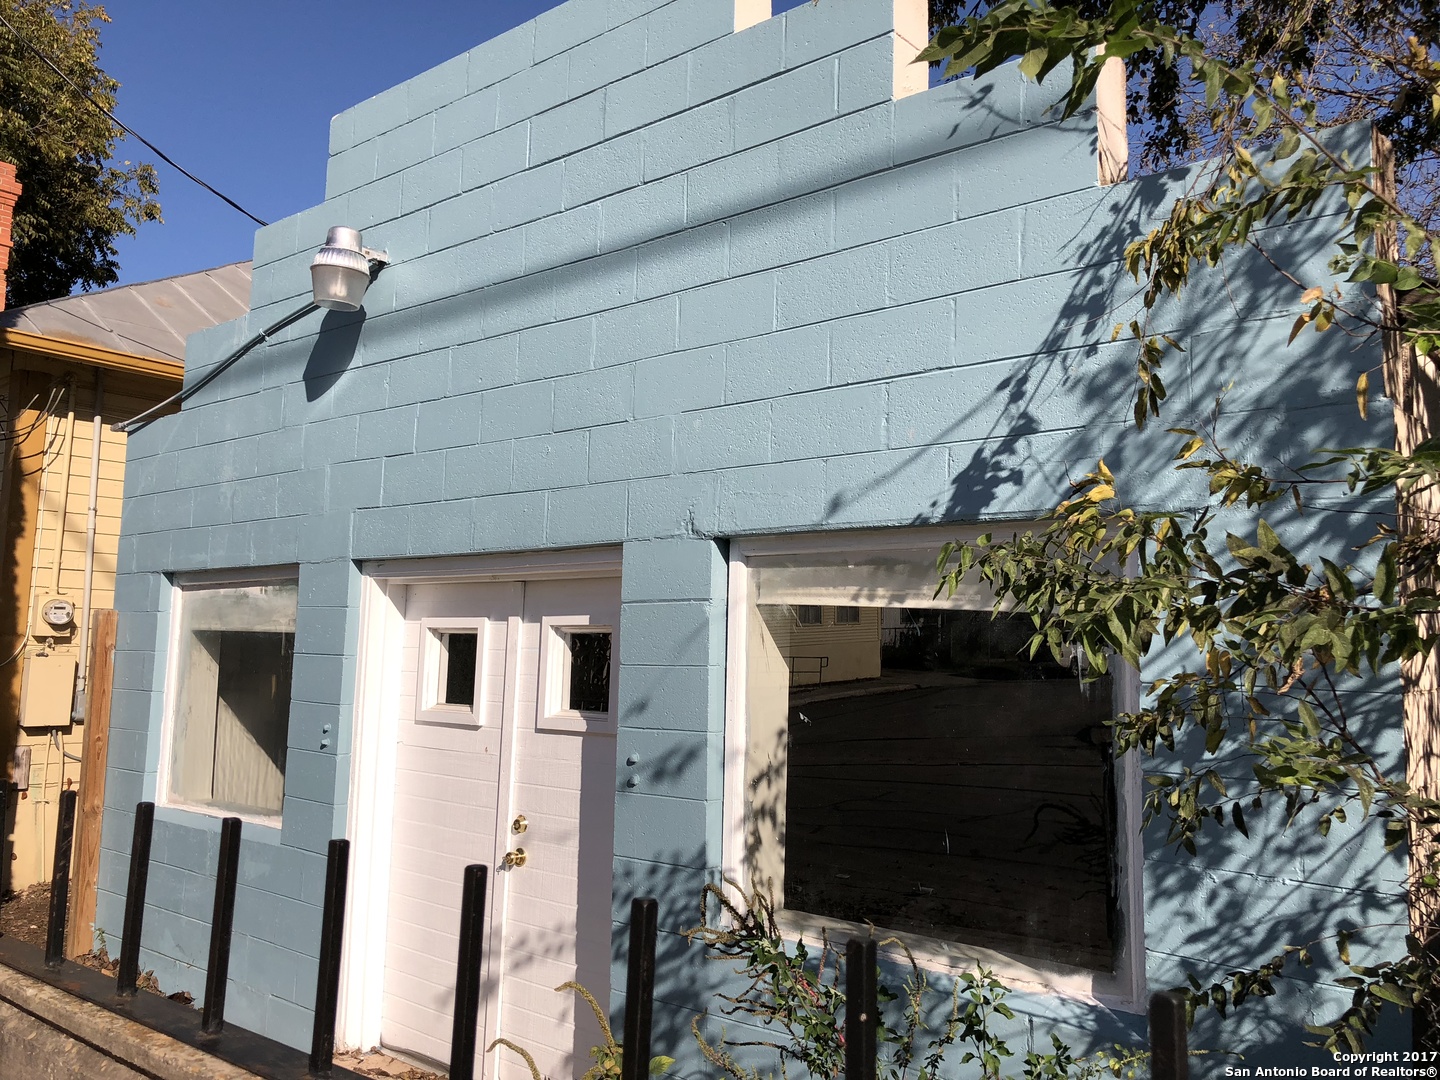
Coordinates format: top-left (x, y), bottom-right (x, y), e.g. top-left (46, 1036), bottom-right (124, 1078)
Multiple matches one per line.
top-left (303, 308), bottom-right (366, 402)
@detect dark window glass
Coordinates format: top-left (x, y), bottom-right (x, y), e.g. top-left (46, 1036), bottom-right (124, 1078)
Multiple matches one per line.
top-left (442, 632), bottom-right (478, 708)
top-left (567, 632), bottom-right (611, 712)
top-left (795, 605), bottom-right (822, 625)
top-left (773, 606), bottom-right (1116, 971)
top-left (834, 607), bottom-right (860, 624)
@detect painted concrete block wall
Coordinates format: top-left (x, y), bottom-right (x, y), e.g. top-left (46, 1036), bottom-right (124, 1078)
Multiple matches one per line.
top-left (96, 0), bottom-right (1397, 1066)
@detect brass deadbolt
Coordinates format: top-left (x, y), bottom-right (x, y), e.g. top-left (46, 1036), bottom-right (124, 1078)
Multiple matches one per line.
top-left (502, 848), bottom-right (528, 869)
top-left (511, 814), bottom-right (528, 834)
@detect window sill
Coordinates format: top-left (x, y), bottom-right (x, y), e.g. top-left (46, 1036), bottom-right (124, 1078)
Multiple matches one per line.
top-left (154, 801), bottom-right (283, 838)
top-left (775, 908), bottom-right (1143, 1012)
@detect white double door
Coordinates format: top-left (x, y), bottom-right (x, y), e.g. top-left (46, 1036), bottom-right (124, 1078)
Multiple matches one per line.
top-left (380, 576), bottom-right (619, 1079)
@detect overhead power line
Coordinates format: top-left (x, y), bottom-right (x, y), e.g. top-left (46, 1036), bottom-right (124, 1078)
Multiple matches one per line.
top-left (0, 10), bottom-right (269, 227)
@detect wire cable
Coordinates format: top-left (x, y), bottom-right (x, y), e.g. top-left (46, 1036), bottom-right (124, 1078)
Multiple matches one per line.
top-left (111, 301), bottom-right (319, 434)
top-left (0, 10), bottom-right (269, 227)
top-left (51, 730), bottom-right (81, 764)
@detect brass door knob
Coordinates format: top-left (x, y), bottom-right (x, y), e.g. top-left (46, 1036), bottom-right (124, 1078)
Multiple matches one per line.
top-left (502, 847), bottom-right (527, 869)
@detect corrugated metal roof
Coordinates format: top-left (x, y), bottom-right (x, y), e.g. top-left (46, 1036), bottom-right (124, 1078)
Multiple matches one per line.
top-left (0, 261), bottom-right (252, 364)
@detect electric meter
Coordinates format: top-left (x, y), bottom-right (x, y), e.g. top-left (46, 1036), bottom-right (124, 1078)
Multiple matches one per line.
top-left (40, 597), bottom-right (75, 629)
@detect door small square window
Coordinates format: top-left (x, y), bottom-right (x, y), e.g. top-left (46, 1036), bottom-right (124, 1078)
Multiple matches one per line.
top-left (417, 620), bottom-right (488, 726)
top-left (538, 617), bottom-right (616, 732)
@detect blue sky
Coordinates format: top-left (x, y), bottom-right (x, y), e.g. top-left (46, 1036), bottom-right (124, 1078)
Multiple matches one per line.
top-left (98, 0), bottom-right (811, 289)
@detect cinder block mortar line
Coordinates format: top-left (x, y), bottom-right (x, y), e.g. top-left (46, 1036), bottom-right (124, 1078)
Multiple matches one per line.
top-left (265, 114), bottom-right (1085, 329)
top-left (239, 199), bottom-right (1051, 384)
top-left (1142, 851), bottom-right (1402, 893)
top-left (368, 228), bottom-right (1073, 369)
top-left (357, 42), bottom-right (880, 194)
top-left (310, 122), bottom-right (1085, 329)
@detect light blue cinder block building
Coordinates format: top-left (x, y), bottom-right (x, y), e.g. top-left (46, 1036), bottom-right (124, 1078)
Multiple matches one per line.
top-left (97, 0), bottom-right (1403, 1074)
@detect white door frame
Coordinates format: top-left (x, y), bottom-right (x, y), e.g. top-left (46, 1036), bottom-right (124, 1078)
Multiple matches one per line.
top-left (337, 547), bottom-right (623, 1055)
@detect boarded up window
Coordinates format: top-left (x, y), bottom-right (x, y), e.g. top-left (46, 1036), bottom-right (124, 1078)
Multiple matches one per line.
top-left (168, 578), bottom-right (297, 818)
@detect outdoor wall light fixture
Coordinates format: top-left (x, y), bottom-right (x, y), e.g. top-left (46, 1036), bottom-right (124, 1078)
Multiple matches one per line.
top-left (113, 226), bottom-right (392, 433)
top-left (310, 226), bottom-right (389, 312)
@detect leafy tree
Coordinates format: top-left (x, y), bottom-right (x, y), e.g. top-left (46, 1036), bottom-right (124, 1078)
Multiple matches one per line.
top-left (0, 0), bottom-right (159, 306)
top-left (927, 0), bottom-right (1439, 236)
top-left (922, 0), bottom-right (1440, 1053)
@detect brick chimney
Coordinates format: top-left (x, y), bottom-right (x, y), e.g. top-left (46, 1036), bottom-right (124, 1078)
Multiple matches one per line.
top-left (0, 162), bottom-right (21, 311)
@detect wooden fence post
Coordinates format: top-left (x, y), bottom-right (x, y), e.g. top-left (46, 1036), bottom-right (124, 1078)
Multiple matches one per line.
top-left (66, 607), bottom-right (116, 958)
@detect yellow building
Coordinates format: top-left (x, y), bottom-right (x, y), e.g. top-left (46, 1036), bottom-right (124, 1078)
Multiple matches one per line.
top-left (0, 262), bottom-right (251, 892)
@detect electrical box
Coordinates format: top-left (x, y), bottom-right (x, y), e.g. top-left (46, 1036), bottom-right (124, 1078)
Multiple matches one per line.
top-left (20, 653), bottom-right (76, 729)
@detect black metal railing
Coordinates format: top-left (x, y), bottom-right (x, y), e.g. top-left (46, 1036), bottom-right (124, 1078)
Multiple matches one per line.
top-left (450, 863), bottom-right (489, 1080)
top-left (838, 935), bottom-right (1192, 1080)
top-left (44, 788), bottom-right (78, 967)
top-left (12, 795), bottom-right (1199, 1080)
top-left (0, 780), bottom-right (15, 900)
top-left (309, 837), bottom-right (350, 1077)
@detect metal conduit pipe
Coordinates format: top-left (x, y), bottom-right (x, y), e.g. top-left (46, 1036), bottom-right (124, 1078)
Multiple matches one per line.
top-left (50, 383), bottom-right (76, 597)
top-left (73, 370), bottom-right (103, 721)
top-left (112, 302), bottom-right (319, 434)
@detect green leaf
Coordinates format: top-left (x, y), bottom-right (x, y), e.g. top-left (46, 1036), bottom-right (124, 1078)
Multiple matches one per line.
top-left (1018, 45), bottom-right (1049, 80)
top-left (1371, 982), bottom-right (1410, 1007)
top-left (1374, 545), bottom-right (1396, 605)
top-left (1395, 267), bottom-right (1423, 291)
top-left (1297, 700), bottom-right (1320, 736)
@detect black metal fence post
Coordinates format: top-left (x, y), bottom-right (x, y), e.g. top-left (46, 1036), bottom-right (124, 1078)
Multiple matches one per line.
top-left (449, 864), bottom-right (488, 1080)
top-left (44, 788), bottom-right (78, 967)
top-left (116, 801), bottom-right (156, 996)
top-left (1149, 990), bottom-right (1189, 1080)
top-left (844, 938), bottom-right (878, 1080)
top-left (621, 897), bottom-right (658, 1080)
top-left (0, 780), bottom-right (13, 899)
top-left (308, 838), bottom-right (350, 1077)
top-left (201, 816), bottom-right (242, 1035)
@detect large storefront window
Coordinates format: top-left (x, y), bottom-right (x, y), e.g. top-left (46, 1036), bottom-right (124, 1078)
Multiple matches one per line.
top-left (166, 574), bottom-right (297, 819)
top-left (736, 536), bottom-right (1124, 975)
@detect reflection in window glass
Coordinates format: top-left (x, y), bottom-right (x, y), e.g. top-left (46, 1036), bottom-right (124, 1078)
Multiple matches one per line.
top-left (834, 607), bottom-right (860, 624)
top-left (441, 632), bottom-right (478, 707)
top-left (746, 560), bottom-right (1117, 972)
top-left (794, 605), bottom-right (822, 625)
top-left (169, 579), bottom-right (297, 817)
top-left (567, 632), bottom-right (611, 712)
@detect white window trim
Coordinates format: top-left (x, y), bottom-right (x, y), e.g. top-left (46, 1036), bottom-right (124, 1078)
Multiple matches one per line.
top-left (537, 615), bottom-right (616, 733)
top-left (415, 617), bottom-right (488, 727)
top-left (723, 527), bottom-right (1146, 1011)
top-left (156, 566), bottom-right (299, 830)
